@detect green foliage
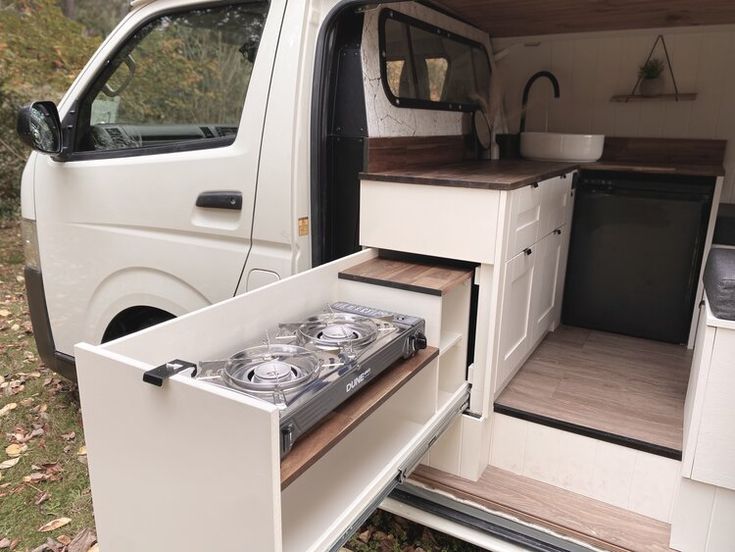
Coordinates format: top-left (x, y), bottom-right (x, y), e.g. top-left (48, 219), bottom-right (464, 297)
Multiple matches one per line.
top-left (0, 0), bottom-right (100, 217)
top-left (639, 57), bottom-right (665, 80)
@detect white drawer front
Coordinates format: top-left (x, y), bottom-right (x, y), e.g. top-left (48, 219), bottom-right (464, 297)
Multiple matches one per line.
top-left (75, 247), bottom-right (471, 552)
top-left (360, 180), bottom-right (500, 264)
top-left (506, 184), bottom-right (542, 261)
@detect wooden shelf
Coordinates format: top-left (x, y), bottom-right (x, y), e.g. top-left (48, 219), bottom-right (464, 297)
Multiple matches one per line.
top-left (338, 257), bottom-right (474, 297)
top-left (280, 346), bottom-right (439, 488)
top-left (610, 93), bottom-right (697, 103)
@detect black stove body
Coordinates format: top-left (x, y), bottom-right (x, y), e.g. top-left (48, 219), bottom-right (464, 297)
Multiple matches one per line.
top-left (194, 302), bottom-right (427, 456)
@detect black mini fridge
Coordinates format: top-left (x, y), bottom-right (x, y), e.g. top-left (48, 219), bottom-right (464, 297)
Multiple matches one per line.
top-left (562, 171), bottom-right (715, 344)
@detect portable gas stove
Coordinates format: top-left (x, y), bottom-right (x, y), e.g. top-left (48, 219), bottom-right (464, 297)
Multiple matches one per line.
top-left (194, 302), bottom-right (427, 455)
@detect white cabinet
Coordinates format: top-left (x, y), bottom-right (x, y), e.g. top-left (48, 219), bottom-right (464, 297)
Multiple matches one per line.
top-left (530, 229), bottom-right (564, 344)
top-left (539, 174), bottom-right (573, 238)
top-left (497, 249), bottom-right (536, 388)
top-left (74, 249), bottom-right (470, 552)
top-left (683, 300), bottom-right (735, 491)
top-left (506, 183), bottom-right (542, 260)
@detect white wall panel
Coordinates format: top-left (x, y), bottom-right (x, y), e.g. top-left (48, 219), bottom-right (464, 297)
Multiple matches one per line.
top-left (495, 25), bottom-right (735, 203)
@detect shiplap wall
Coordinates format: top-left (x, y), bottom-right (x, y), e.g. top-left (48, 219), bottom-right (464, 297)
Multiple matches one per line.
top-left (494, 25), bottom-right (735, 203)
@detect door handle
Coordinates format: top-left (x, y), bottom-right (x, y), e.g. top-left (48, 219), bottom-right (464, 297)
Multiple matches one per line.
top-left (196, 191), bottom-right (242, 210)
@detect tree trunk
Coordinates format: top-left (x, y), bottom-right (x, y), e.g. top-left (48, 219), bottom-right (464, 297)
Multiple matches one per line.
top-left (61, 0), bottom-right (76, 19)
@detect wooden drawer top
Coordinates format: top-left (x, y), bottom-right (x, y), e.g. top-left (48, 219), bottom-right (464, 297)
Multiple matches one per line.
top-left (338, 257), bottom-right (474, 296)
top-left (360, 159), bottom-right (578, 190)
top-left (280, 346), bottom-right (439, 488)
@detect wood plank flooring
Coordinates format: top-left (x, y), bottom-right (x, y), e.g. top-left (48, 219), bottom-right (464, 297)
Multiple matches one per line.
top-left (412, 465), bottom-right (674, 552)
top-left (495, 326), bottom-right (692, 454)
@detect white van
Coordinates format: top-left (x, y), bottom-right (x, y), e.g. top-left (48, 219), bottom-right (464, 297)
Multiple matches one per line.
top-left (18, 0), bottom-right (735, 550)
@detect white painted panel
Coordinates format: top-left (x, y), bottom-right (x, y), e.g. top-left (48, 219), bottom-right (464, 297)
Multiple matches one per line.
top-left (360, 180), bottom-right (500, 264)
top-left (682, 303), bottom-right (716, 476)
top-left (506, 185), bottom-right (542, 260)
top-left (496, 250), bottom-right (535, 392)
top-left (426, 417), bottom-right (463, 474)
top-left (670, 478), bottom-right (716, 552)
top-left (692, 327), bottom-right (735, 490)
top-left (707, 487), bottom-right (735, 551)
top-left (489, 413), bottom-right (528, 474)
top-left (490, 415), bottom-right (679, 521)
top-left (529, 231), bottom-right (562, 344)
top-left (459, 414), bottom-right (489, 481)
top-left (74, 345), bottom-right (282, 552)
top-left (628, 452), bottom-right (681, 522)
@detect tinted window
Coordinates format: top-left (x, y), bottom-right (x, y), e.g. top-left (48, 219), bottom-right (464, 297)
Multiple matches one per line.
top-left (76, 2), bottom-right (269, 153)
top-left (380, 10), bottom-right (490, 111)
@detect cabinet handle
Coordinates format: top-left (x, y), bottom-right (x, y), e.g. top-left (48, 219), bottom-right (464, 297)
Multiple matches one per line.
top-left (554, 228), bottom-right (562, 235)
top-left (525, 248), bottom-right (533, 256)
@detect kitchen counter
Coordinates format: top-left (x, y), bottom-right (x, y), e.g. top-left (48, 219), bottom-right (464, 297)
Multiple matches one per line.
top-left (584, 161), bottom-right (725, 177)
top-left (360, 159), bottom-right (579, 190)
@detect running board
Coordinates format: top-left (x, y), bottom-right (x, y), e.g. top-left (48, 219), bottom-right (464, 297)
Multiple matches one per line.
top-left (388, 484), bottom-right (593, 552)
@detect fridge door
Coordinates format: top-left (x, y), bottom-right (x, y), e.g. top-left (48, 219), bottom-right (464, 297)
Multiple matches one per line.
top-left (563, 173), bottom-right (714, 343)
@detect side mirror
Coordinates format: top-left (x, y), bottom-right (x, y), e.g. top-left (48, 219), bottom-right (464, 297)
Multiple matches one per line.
top-left (17, 101), bottom-right (63, 155)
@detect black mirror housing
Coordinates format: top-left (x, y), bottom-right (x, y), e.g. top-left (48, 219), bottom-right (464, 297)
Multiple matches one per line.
top-left (17, 101), bottom-right (63, 156)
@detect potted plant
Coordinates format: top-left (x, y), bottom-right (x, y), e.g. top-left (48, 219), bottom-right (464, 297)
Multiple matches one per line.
top-left (638, 58), bottom-right (665, 97)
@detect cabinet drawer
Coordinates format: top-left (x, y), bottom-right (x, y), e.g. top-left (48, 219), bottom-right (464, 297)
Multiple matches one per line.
top-left (361, 180), bottom-right (500, 264)
top-left (506, 183), bottom-right (542, 260)
top-left (74, 249), bottom-right (470, 552)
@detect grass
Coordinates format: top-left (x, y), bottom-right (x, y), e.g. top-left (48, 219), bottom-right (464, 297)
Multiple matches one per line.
top-left (0, 220), bottom-right (481, 552)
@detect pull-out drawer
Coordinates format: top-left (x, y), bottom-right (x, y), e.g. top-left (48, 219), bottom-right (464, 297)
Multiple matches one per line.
top-left (75, 249), bottom-right (470, 552)
top-left (360, 180), bottom-right (500, 264)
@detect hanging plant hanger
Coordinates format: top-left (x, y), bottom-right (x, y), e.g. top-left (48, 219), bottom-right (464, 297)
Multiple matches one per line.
top-left (610, 34), bottom-right (697, 103)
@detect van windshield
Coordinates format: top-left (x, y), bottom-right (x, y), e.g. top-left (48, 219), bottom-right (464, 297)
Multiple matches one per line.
top-left (76, 2), bottom-right (270, 153)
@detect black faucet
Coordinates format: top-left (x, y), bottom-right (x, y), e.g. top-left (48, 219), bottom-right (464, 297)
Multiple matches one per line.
top-left (519, 71), bottom-right (560, 133)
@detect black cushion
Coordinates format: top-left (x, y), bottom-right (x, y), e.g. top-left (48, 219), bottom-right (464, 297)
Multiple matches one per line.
top-left (704, 247), bottom-right (735, 321)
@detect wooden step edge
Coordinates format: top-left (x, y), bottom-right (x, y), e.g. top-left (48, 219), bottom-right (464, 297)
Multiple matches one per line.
top-left (410, 465), bottom-right (675, 552)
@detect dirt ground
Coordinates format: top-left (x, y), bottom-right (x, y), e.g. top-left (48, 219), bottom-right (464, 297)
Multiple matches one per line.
top-left (0, 220), bottom-right (482, 552)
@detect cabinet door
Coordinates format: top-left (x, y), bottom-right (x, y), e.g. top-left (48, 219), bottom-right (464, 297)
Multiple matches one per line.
top-left (530, 230), bottom-right (564, 345)
top-left (506, 184), bottom-right (542, 260)
top-left (497, 249), bottom-right (536, 391)
top-left (539, 175), bottom-right (572, 238)
top-left (692, 328), bottom-right (735, 490)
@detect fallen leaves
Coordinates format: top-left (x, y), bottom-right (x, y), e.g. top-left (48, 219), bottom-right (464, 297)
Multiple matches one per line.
top-left (5, 443), bottom-right (27, 457)
top-left (0, 403), bottom-right (17, 416)
top-left (0, 457), bottom-right (19, 470)
top-left (0, 309), bottom-right (10, 317)
top-left (38, 518), bottom-right (71, 533)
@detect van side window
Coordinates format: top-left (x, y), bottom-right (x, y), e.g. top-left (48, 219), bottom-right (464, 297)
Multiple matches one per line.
top-left (379, 10), bottom-right (490, 112)
top-left (75, 2), bottom-right (269, 154)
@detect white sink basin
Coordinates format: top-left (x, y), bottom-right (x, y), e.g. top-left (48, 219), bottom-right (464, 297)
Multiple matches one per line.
top-left (521, 132), bottom-right (605, 163)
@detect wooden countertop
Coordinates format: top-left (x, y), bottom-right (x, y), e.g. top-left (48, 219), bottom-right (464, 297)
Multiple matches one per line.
top-left (584, 161), bottom-right (725, 177)
top-left (339, 257), bottom-right (474, 296)
top-left (280, 346), bottom-right (439, 488)
top-left (360, 159), bottom-right (579, 190)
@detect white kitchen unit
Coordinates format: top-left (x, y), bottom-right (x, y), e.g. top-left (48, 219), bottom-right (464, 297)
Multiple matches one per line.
top-left (682, 299), bottom-right (735, 490)
top-left (360, 170), bottom-right (575, 400)
top-left (74, 249), bottom-right (472, 552)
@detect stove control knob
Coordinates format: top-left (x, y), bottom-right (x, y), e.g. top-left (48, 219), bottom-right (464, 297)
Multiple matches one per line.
top-left (412, 333), bottom-right (428, 352)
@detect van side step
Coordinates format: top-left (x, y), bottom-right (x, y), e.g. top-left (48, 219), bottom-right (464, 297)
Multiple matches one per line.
top-left (409, 465), bottom-right (674, 552)
top-left (389, 484), bottom-right (592, 552)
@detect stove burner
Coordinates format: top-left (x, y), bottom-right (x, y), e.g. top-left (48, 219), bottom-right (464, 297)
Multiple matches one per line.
top-left (251, 359), bottom-right (302, 384)
top-left (222, 344), bottom-right (319, 395)
top-left (298, 313), bottom-right (379, 350)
